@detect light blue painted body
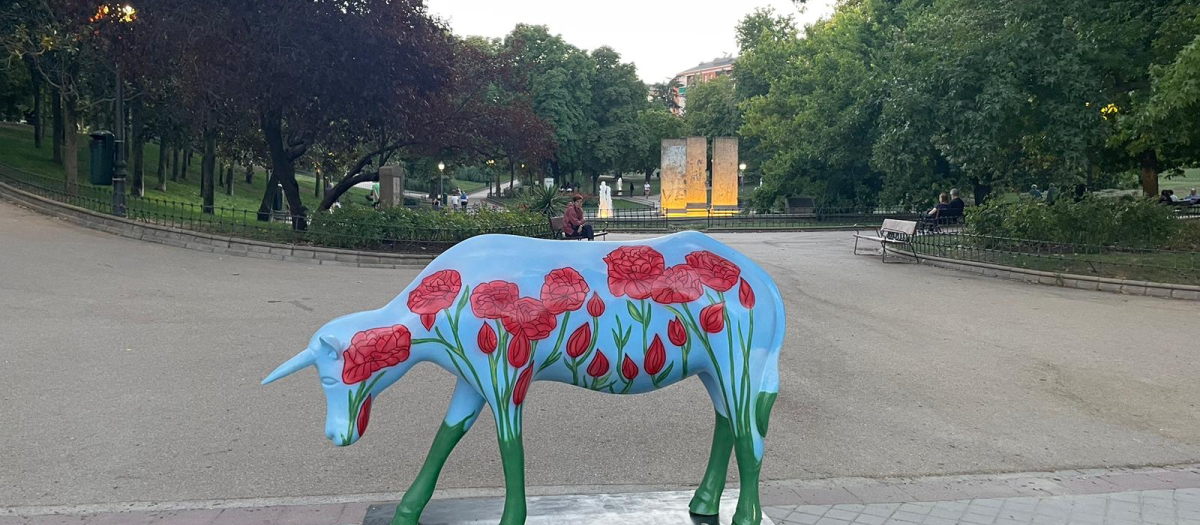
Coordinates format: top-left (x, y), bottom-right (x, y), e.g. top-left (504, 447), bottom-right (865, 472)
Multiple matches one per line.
top-left (264, 231), bottom-right (785, 525)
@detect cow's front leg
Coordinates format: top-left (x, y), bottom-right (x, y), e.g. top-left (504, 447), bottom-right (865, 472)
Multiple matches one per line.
top-left (493, 404), bottom-right (527, 525)
top-left (391, 380), bottom-right (485, 525)
top-left (690, 372), bottom-right (733, 517)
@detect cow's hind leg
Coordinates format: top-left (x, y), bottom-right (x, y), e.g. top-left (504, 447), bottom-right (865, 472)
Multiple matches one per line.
top-left (731, 357), bottom-right (779, 525)
top-left (391, 380), bottom-right (485, 525)
top-left (493, 404), bottom-right (527, 525)
top-left (689, 372), bottom-right (733, 517)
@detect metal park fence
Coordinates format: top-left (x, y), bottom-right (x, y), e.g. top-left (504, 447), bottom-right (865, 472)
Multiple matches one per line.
top-left (0, 164), bottom-right (550, 253)
top-left (908, 230), bottom-right (1200, 286)
top-left (592, 207), bottom-right (924, 232)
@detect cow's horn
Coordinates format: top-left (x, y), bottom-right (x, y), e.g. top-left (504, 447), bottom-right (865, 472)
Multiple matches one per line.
top-left (262, 349), bottom-right (317, 385)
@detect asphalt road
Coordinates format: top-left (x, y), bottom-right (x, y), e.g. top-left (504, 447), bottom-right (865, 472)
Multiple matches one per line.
top-left (1, 200), bottom-right (1197, 508)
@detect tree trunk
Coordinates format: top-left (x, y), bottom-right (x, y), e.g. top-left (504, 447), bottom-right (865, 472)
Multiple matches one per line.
top-left (51, 88), bottom-right (63, 165)
top-left (261, 111), bottom-right (307, 229)
top-left (181, 145), bottom-right (192, 180)
top-left (314, 170), bottom-right (321, 198)
top-left (1139, 150), bottom-right (1159, 197)
top-left (644, 168), bottom-right (653, 183)
top-left (26, 58), bottom-right (42, 149)
top-left (257, 169), bottom-right (279, 222)
top-left (156, 139), bottom-right (167, 192)
top-left (201, 127), bottom-right (216, 214)
top-left (130, 96), bottom-right (145, 197)
top-left (509, 161), bottom-right (516, 195)
top-left (171, 147), bottom-right (180, 181)
top-left (245, 164), bottom-right (254, 184)
top-left (61, 94), bottom-right (78, 196)
top-left (591, 172), bottom-right (600, 196)
top-left (217, 162), bottom-right (226, 188)
top-left (225, 165), bottom-right (234, 196)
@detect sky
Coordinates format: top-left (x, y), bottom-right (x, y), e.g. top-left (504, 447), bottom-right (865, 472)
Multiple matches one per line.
top-left (425, 0), bottom-right (839, 83)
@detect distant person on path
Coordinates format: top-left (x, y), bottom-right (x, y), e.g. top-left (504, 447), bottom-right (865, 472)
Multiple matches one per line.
top-left (460, 192), bottom-right (469, 209)
top-left (644, 181), bottom-right (651, 197)
top-left (1029, 184), bottom-right (1043, 200)
top-left (948, 188), bottom-right (965, 215)
top-left (369, 181), bottom-right (381, 208)
top-left (563, 194), bottom-right (594, 240)
top-left (921, 191), bottom-right (950, 218)
top-left (1045, 184), bottom-right (1059, 204)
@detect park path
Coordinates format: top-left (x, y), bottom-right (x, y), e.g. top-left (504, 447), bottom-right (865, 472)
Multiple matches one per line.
top-left (1, 199), bottom-right (1198, 513)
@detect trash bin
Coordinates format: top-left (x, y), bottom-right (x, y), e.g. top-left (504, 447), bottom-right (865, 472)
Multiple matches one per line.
top-left (272, 183), bottom-right (284, 211)
top-left (88, 131), bottom-right (115, 186)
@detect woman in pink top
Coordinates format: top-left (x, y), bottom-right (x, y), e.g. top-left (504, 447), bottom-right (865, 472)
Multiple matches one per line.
top-left (563, 194), bottom-right (594, 240)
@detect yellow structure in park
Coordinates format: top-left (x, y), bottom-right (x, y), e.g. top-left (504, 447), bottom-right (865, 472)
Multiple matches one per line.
top-left (660, 137), bottom-right (739, 217)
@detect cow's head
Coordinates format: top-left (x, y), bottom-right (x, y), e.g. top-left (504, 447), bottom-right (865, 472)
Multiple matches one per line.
top-left (262, 312), bottom-right (415, 447)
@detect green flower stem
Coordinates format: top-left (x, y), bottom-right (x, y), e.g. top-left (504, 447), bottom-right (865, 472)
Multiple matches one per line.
top-left (679, 302), bottom-right (733, 420)
top-left (540, 311), bottom-right (571, 373)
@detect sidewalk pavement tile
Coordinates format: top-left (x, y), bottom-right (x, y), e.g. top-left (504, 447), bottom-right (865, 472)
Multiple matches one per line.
top-left (210, 506), bottom-right (284, 525)
top-left (146, 509), bottom-right (221, 525)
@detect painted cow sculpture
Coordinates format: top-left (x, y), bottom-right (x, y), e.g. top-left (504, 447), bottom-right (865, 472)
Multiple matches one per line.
top-left (263, 231), bottom-right (785, 525)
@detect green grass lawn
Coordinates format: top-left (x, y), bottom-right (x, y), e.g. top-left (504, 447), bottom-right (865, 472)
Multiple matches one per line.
top-left (0, 122), bottom-right (370, 212)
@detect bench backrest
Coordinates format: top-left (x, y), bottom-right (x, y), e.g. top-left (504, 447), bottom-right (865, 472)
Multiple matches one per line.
top-left (549, 216), bottom-right (565, 232)
top-left (880, 219), bottom-right (917, 236)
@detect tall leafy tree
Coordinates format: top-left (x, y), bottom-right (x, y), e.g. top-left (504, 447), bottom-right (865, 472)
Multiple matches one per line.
top-left (582, 46), bottom-right (647, 194)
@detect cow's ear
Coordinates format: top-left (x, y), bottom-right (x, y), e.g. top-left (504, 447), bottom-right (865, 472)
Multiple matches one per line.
top-left (319, 335), bottom-right (341, 360)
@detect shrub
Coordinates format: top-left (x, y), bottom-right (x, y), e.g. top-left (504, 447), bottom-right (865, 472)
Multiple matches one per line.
top-left (965, 196), bottom-right (1180, 248)
top-left (307, 205), bottom-right (549, 250)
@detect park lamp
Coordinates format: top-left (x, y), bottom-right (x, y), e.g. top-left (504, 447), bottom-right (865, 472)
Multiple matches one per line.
top-left (739, 163), bottom-right (747, 171)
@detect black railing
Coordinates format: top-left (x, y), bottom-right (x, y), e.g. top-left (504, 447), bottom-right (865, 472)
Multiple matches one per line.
top-left (0, 164), bottom-right (551, 253)
top-left (591, 206), bottom-right (924, 232)
top-left (910, 231), bottom-right (1200, 286)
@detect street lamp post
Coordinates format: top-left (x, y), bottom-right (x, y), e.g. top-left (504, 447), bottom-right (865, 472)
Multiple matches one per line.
top-left (437, 162), bottom-right (445, 207)
top-left (112, 63), bottom-right (126, 217)
top-left (738, 162), bottom-right (746, 196)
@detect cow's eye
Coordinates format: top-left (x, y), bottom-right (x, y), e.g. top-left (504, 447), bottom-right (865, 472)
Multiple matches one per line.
top-left (321, 377), bottom-right (338, 386)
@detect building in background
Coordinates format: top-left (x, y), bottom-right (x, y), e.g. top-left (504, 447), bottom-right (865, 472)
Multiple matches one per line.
top-left (670, 56), bottom-right (735, 115)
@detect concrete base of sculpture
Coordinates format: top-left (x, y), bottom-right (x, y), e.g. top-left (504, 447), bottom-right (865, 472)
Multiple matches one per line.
top-left (362, 491), bottom-right (775, 525)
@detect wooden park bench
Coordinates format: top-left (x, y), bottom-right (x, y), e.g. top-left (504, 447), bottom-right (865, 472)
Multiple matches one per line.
top-left (853, 219), bottom-right (919, 263)
top-left (549, 216), bottom-right (608, 241)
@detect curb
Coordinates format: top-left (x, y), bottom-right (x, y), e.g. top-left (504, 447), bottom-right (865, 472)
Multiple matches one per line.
top-left (4, 464), bottom-right (1198, 523)
top-left (0, 181), bottom-right (436, 270)
top-left (891, 248), bottom-right (1200, 301)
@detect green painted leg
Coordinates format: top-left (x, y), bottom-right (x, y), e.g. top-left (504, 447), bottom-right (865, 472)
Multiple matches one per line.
top-left (390, 417), bottom-right (474, 525)
top-left (689, 412), bottom-right (734, 516)
top-left (731, 434), bottom-right (763, 525)
top-left (497, 435), bottom-right (527, 525)
top-left (756, 392), bottom-right (777, 437)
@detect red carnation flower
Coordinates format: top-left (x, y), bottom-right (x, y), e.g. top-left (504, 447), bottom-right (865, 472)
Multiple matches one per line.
top-left (357, 395), bottom-right (372, 437)
top-left (501, 297), bottom-right (558, 341)
top-left (478, 323), bottom-right (498, 354)
top-left (471, 280), bottom-right (520, 319)
top-left (685, 251), bottom-right (741, 292)
top-left (644, 334), bottom-right (666, 375)
top-left (508, 333), bottom-right (531, 368)
top-left (650, 264), bottom-right (703, 305)
top-left (699, 303), bottom-right (725, 334)
top-left (604, 246), bottom-right (665, 300)
top-left (667, 317), bottom-right (688, 347)
top-left (587, 351), bottom-right (610, 378)
top-left (739, 278), bottom-right (756, 309)
top-left (407, 270), bottom-right (462, 329)
top-left (587, 293), bottom-right (606, 317)
top-left (566, 322), bottom-right (591, 359)
top-left (513, 365), bottom-right (534, 406)
top-left (621, 355), bottom-right (639, 381)
top-left (540, 268), bottom-right (590, 315)
top-left (342, 325), bottom-right (412, 384)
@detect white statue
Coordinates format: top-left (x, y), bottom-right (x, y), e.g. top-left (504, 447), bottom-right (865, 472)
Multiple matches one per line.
top-left (598, 181), bottom-right (613, 219)
top-left (616, 176), bottom-right (623, 196)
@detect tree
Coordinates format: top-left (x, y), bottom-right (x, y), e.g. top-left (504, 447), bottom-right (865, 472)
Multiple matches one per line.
top-left (582, 46), bottom-right (647, 194)
top-left (143, 0), bottom-right (455, 227)
top-left (684, 76), bottom-right (740, 140)
top-left (635, 108), bottom-right (686, 181)
top-left (649, 79), bottom-right (681, 113)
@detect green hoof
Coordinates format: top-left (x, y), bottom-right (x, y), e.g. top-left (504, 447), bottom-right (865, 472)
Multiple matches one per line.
top-left (688, 493), bottom-right (721, 516)
top-left (731, 508), bottom-right (762, 525)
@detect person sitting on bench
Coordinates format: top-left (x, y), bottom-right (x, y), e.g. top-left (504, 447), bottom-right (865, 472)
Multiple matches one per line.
top-left (563, 194), bottom-right (594, 240)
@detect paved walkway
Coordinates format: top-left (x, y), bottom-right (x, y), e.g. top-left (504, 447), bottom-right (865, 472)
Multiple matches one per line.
top-left (4, 465), bottom-right (1198, 524)
top-left (3, 201), bottom-right (1200, 517)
